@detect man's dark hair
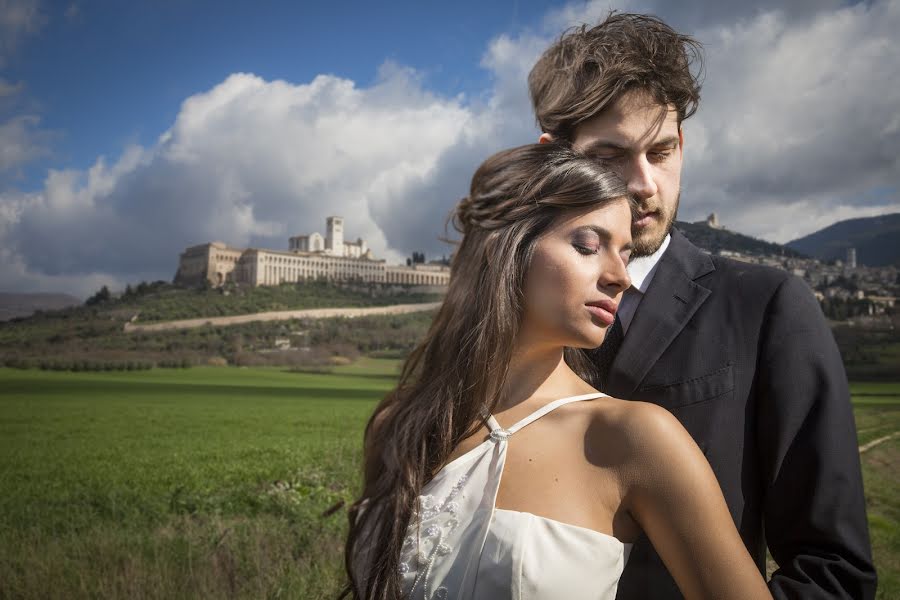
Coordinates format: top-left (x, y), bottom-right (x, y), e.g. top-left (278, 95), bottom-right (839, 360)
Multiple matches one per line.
top-left (528, 12), bottom-right (704, 142)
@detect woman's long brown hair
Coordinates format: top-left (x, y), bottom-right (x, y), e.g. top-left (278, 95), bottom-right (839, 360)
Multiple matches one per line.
top-left (341, 143), bottom-right (631, 599)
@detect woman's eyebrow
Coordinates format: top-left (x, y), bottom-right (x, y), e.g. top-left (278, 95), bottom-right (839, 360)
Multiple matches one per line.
top-left (572, 224), bottom-right (611, 239)
top-left (572, 225), bottom-right (633, 251)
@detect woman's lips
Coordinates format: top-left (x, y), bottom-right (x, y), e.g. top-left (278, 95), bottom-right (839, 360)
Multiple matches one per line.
top-left (585, 300), bottom-right (617, 326)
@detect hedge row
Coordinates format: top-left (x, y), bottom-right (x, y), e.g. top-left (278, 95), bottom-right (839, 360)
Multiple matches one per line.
top-left (2, 357), bottom-right (192, 371)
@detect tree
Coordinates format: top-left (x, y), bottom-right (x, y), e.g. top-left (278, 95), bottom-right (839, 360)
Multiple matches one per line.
top-left (85, 285), bottom-right (112, 306)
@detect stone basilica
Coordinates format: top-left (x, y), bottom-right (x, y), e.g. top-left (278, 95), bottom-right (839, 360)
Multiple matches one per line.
top-left (174, 216), bottom-right (450, 288)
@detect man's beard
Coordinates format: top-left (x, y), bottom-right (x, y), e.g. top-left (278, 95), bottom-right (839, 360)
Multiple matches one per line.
top-left (631, 191), bottom-right (680, 257)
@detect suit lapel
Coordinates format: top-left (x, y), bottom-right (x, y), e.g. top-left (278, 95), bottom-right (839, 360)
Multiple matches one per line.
top-left (608, 229), bottom-right (715, 397)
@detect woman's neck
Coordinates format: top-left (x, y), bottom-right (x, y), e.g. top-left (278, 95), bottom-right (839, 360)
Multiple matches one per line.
top-left (496, 339), bottom-right (594, 413)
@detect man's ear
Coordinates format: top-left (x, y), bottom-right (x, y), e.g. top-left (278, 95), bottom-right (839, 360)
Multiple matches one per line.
top-left (538, 132), bottom-right (554, 144)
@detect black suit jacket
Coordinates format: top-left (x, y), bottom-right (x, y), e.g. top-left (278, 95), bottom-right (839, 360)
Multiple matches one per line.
top-left (610, 228), bottom-right (877, 599)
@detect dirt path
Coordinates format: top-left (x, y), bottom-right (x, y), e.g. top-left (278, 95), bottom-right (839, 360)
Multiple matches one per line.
top-left (859, 431), bottom-right (900, 454)
top-left (123, 302), bottom-right (443, 333)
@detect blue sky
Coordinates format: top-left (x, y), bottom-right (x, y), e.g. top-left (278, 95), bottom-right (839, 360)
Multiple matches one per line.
top-left (1, 0), bottom-right (898, 297)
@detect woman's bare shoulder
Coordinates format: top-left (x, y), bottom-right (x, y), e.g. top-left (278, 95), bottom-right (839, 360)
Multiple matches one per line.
top-left (586, 395), bottom-right (680, 437)
top-left (585, 398), bottom-right (700, 474)
top-left (610, 399), bottom-right (685, 442)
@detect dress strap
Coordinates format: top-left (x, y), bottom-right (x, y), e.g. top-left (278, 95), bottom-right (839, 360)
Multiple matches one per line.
top-left (482, 392), bottom-right (608, 439)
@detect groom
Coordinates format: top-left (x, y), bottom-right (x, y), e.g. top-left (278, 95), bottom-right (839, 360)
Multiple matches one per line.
top-left (530, 12), bottom-right (877, 599)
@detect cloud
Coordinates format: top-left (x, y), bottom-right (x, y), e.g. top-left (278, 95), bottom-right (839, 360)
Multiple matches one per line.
top-left (1, 0), bottom-right (899, 297)
top-left (0, 1), bottom-right (56, 184)
top-left (64, 3), bottom-right (79, 21)
top-left (522, 0), bottom-right (900, 242)
top-left (0, 77), bottom-right (24, 98)
top-left (0, 66), bottom-right (515, 297)
top-left (679, 0), bottom-right (900, 241)
top-left (0, 113), bottom-right (53, 175)
top-left (542, 0), bottom-right (845, 33)
top-left (0, 0), bottom-right (45, 67)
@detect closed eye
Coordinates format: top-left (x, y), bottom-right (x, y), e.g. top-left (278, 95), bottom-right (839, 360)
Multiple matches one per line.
top-left (648, 145), bottom-right (678, 163)
top-left (573, 244), bottom-right (597, 256)
top-left (590, 154), bottom-right (623, 164)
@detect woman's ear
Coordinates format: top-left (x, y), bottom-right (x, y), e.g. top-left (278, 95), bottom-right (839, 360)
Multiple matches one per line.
top-left (538, 133), bottom-right (554, 144)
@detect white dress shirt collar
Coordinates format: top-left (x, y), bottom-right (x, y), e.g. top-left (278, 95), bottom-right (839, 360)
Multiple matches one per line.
top-left (626, 233), bottom-right (671, 295)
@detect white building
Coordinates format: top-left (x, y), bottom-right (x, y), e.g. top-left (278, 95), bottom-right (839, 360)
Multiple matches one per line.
top-left (288, 216), bottom-right (369, 258)
top-left (175, 217), bottom-right (449, 288)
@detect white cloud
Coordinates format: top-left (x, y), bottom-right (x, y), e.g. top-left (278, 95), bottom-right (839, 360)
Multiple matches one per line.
top-left (540, 0), bottom-right (844, 33)
top-left (680, 0), bottom-right (900, 241)
top-left (502, 0), bottom-right (900, 242)
top-left (0, 66), bottom-right (522, 297)
top-left (726, 200), bottom-right (900, 245)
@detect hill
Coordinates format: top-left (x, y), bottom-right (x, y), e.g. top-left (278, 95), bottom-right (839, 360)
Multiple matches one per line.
top-left (674, 221), bottom-right (805, 258)
top-left (0, 279), bottom-right (444, 370)
top-left (85, 279), bottom-right (444, 323)
top-left (0, 292), bottom-right (82, 322)
top-left (787, 213), bottom-right (900, 267)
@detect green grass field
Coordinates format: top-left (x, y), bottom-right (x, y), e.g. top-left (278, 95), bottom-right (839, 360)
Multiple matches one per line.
top-left (0, 362), bottom-right (897, 599)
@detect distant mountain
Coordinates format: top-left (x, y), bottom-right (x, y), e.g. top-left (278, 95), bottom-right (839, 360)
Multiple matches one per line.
top-left (674, 221), bottom-right (805, 258)
top-left (786, 213), bottom-right (900, 267)
top-left (0, 292), bottom-right (82, 321)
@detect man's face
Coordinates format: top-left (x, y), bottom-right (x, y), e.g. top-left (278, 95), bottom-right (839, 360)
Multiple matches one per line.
top-left (568, 90), bottom-right (683, 257)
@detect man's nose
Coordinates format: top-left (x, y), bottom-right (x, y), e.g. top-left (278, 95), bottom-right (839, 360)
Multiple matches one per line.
top-left (625, 157), bottom-right (658, 200)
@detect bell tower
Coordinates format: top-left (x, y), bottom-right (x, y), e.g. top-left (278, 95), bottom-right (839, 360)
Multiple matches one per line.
top-left (325, 216), bottom-right (344, 255)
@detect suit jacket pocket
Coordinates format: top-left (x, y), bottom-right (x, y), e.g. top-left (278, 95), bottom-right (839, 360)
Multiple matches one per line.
top-left (637, 364), bottom-right (734, 410)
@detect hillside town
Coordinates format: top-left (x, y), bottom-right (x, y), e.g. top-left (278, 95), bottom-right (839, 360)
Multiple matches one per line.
top-left (694, 215), bottom-right (897, 321)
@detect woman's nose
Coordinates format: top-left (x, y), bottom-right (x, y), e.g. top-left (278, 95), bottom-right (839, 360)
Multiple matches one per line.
top-left (599, 255), bottom-right (631, 292)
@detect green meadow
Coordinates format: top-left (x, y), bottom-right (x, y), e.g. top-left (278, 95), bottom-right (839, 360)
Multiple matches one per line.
top-left (0, 362), bottom-right (897, 599)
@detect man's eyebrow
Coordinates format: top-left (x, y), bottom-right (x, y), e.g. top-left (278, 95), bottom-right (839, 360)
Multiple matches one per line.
top-left (579, 140), bottom-right (626, 154)
top-left (579, 135), bottom-right (680, 154)
top-left (650, 135), bottom-right (680, 148)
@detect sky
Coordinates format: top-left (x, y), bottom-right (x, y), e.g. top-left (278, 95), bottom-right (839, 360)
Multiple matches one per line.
top-left (1, 0), bottom-right (898, 298)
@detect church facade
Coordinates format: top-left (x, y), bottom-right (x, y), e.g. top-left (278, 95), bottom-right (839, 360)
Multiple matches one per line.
top-left (174, 216), bottom-right (450, 288)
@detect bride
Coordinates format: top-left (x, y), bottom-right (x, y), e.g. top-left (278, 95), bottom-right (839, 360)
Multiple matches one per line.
top-left (342, 143), bottom-right (772, 600)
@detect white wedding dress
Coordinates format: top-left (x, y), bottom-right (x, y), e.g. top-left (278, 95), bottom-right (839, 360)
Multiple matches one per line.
top-left (397, 392), bottom-right (633, 599)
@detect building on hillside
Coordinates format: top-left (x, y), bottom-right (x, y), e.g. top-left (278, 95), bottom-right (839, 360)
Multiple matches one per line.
top-left (288, 216), bottom-right (369, 258)
top-left (174, 216), bottom-right (450, 288)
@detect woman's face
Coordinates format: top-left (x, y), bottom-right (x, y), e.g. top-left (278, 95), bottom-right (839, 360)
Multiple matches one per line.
top-left (521, 198), bottom-right (633, 349)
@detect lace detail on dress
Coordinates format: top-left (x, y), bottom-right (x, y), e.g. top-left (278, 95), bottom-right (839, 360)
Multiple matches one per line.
top-left (401, 472), bottom-right (470, 599)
